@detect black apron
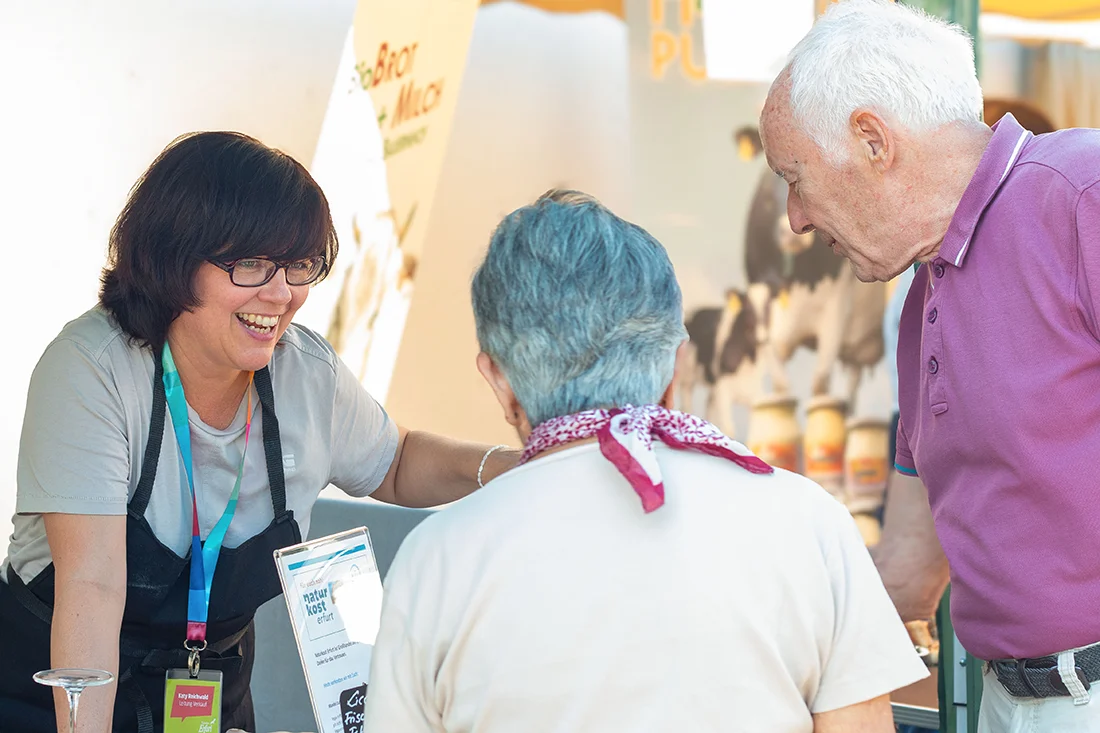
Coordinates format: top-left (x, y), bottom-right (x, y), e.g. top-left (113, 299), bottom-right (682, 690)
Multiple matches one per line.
top-left (0, 353), bottom-right (302, 733)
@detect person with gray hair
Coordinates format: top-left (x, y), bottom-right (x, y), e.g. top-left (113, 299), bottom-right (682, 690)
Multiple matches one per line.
top-left (760, 0), bottom-right (1100, 728)
top-left (363, 190), bottom-right (926, 733)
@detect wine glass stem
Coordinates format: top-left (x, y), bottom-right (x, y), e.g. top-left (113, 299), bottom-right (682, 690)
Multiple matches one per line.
top-left (66, 689), bottom-right (80, 733)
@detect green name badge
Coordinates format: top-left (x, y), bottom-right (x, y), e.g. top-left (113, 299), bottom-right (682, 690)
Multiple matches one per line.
top-left (164, 669), bottom-right (222, 733)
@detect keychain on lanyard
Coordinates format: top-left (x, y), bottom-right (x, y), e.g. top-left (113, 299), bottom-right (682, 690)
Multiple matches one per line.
top-left (162, 343), bottom-right (254, 678)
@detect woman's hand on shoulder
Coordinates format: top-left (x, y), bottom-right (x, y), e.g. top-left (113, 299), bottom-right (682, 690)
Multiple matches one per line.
top-left (371, 428), bottom-right (518, 508)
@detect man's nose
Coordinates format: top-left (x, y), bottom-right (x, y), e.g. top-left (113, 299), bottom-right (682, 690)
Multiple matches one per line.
top-left (787, 195), bottom-right (815, 235)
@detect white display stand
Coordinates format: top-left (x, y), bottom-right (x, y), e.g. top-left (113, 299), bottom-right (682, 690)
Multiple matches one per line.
top-left (274, 527), bottom-right (384, 733)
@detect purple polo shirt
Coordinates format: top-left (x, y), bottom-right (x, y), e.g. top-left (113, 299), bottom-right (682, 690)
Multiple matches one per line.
top-left (895, 114), bottom-right (1100, 661)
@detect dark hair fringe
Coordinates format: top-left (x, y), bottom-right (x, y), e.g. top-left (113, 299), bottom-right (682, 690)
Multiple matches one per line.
top-left (100, 131), bottom-right (338, 348)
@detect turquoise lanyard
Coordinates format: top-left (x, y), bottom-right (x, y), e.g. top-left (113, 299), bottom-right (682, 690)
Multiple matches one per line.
top-left (161, 343), bottom-right (253, 647)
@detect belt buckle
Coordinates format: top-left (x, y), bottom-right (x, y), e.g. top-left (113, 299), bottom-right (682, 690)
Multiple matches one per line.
top-left (1047, 665), bottom-right (1091, 696)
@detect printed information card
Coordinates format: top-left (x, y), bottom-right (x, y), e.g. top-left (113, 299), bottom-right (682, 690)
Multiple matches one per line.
top-left (274, 527), bottom-right (384, 733)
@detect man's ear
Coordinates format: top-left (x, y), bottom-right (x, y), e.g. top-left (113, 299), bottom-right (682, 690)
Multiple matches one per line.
top-left (659, 340), bottom-right (691, 409)
top-left (850, 109), bottom-right (895, 171)
top-left (477, 352), bottom-right (522, 428)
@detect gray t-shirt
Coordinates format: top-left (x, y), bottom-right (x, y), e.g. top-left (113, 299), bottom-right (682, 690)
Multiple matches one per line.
top-left (5, 307), bottom-right (398, 584)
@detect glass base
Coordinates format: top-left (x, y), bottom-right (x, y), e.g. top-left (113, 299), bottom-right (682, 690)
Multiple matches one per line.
top-left (33, 668), bottom-right (114, 691)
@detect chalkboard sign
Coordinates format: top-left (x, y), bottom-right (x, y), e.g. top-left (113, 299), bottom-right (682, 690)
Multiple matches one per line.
top-left (339, 684), bottom-right (367, 733)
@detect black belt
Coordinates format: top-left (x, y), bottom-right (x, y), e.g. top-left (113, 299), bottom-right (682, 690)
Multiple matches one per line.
top-left (991, 645), bottom-right (1100, 698)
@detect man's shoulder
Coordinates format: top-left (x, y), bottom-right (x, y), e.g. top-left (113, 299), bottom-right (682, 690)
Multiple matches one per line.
top-left (382, 490), bottom-right (507, 593)
top-left (665, 447), bottom-right (828, 493)
top-left (657, 448), bottom-right (859, 537)
top-left (1017, 128), bottom-right (1100, 192)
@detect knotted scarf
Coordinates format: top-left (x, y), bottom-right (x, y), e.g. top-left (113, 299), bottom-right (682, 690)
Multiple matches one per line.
top-left (520, 404), bottom-right (773, 512)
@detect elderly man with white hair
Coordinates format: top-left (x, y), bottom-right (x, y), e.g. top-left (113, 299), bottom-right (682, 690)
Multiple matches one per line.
top-left (760, 0), bottom-right (1100, 729)
top-left (362, 190), bottom-right (927, 733)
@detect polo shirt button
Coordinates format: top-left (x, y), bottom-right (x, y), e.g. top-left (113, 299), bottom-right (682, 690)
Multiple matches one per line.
top-left (928, 307), bottom-right (938, 324)
top-left (928, 357), bottom-right (939, 374)
top-left (934, 262), bottom-right (946, 278)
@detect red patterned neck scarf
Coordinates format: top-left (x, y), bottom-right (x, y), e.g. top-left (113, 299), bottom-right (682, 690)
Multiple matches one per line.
top-left (519, 404), bottom-right (773, 513)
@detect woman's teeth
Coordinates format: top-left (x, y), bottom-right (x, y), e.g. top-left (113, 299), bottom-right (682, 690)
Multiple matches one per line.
top-left (237, 313), bottom-right (279, 333)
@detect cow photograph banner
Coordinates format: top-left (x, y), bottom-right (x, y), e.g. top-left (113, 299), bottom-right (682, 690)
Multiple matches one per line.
top-left (628, 0), bottom-right (898, 536)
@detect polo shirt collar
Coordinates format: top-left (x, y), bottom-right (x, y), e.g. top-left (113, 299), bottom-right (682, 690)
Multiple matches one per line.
top-left (939, 113), bottom-right (1032, 269)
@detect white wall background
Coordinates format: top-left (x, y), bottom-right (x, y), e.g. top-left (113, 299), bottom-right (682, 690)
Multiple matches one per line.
top-left (0, 1), bottom-right (632, 560)
top-left (0, 0), bottom-right (1022, 559)
top-left (982, 37), bottom-right (1026, 99)
top-left (0, 0), bottom-right (358, 559)
top-left (384, 4), bottom-right (630, 445)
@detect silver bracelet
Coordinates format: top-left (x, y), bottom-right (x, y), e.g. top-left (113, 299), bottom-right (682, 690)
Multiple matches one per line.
top-left (477, 444), bottom-right (511, 488)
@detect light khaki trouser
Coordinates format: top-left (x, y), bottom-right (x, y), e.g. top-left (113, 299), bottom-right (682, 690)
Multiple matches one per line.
top-left (979, 651), bottom-right (1100, 733)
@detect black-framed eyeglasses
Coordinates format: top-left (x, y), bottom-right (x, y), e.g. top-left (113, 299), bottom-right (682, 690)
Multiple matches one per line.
top-left (210, 256), bottom-right (328, 287)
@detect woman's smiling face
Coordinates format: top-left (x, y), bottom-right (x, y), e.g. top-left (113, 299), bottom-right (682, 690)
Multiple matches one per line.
top-left (168, 260), bottom-right (309, 376)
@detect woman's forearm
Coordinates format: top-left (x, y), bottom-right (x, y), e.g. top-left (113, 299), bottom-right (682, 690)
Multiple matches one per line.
top-left (51, 578), bottom-right (125, 732)
top-left (375, 430), bottom-right (519, 508)
top-left (43, 512), bottom-right (127, 733)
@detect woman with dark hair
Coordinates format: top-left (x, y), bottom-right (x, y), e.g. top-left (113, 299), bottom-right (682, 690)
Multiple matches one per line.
top-left (0, 131), bottom-right (515, 733)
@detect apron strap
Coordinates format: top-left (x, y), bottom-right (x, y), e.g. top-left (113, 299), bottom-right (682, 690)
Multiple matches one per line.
top-left (118, 667), bottom-right (156, 733)
top-left (129, 350), bottom-right (166, 519)
top-left (4, 564), bottom-right (52, 625)
top-left (253, 366), bottom-right (288, 518)
top-left (130, 352), bottom-right (288, 520)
